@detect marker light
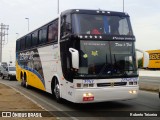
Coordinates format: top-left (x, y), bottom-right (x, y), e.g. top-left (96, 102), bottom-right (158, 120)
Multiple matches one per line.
top-left (83, 93), bottom-right (94, 101)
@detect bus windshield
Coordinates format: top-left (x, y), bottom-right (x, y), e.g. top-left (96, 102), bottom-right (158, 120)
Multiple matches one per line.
top-left (77, 41), bottom-right (137, 78)
top-left (72, 14), bottom-right (133, 35)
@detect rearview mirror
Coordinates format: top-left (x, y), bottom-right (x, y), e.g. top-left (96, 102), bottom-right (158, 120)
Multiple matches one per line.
top-left (69, 48), bottom-right (79, 69)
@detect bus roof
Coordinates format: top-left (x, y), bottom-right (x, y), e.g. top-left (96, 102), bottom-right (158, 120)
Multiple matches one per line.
top-left (16, 9), bottom-right (129, 41)
top-left (61, 9), bottom-right (129, 17)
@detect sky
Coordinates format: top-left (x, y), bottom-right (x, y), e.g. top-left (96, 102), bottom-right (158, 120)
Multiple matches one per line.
top-left (0, 0), bottom-right (160, 64)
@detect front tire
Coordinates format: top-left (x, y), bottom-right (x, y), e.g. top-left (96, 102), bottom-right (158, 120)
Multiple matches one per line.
top-left (53, 79), bottom-right (62, 102)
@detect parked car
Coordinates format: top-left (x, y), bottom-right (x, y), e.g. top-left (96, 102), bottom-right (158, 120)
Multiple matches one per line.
top-left (0, 66), bottom-right (5, 76)
top-left (1, 66), bottom-right (16, 80)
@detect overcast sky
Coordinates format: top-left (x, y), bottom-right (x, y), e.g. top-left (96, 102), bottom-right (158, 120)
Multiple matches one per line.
top-left (0, 0), bottom-right (160, 64)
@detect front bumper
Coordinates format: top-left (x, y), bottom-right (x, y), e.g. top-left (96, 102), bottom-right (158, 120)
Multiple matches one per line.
top-left (73, 87), bottom-right (138, 103)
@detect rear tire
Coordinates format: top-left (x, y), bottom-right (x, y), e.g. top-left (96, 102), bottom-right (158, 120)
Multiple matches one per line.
top-left (25, 80), bottom-right (30, 89)
top-left (2, 75), bottom-right (4, 79)
top-left (21, 76), bottom-right (26, 87)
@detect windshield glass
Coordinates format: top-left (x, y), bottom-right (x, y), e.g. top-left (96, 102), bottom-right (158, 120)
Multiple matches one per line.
top-left (77, 41), bottom-right (137, 78)
top-left (9, 67), bottom-right (16, 71)
top-left (72, 14), bottom-right (133, 35)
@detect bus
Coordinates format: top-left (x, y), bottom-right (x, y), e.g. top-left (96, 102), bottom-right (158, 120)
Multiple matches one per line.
top-left (16, 9), bottom-right (139, 103)
top-left (145, 50), bottom-right (160, 69)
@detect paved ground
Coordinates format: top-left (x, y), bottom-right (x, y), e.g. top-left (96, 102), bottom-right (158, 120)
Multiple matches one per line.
top-left (139, 69), bottom-right (160, 77)
top-left (0, 83), bottom-right (56, 120)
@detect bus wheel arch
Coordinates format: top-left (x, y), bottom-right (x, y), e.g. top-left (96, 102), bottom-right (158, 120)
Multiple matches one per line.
top-left (51, 76), bottom-right (62, 102)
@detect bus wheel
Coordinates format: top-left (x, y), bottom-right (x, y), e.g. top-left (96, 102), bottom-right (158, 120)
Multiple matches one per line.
top-left (25, 80), bottom-right (30, 89)
top-left (54, 79), bottom-right (61, 102)
top-left (21, 76), bottom-right (25, 87)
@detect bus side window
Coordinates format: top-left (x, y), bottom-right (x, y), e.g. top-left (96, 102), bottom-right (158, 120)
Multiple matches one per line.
top-left (20, 37), bottom-right (26, 50)
top-left (32, 31), bottom-right (38, 46)
top-left (48, 20), bottom-right (58, 43)
top-left (16, 40), bottom-right (20, 52)
top-left (39, 26), bottom-right (47, 44)
top-left (26, 34), bottom-right (32, 48)
top-left (61, 14), bottom-right (71, 38)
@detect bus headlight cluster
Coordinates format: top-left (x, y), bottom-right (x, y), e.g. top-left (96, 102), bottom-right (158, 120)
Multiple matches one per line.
top-left (129, 81), bottom-right (138, 85)
top-left (129, 90), bottom-right (137, 94)
top-left (76, 83), bottom-right (94, 88)
top-left (83, 83), bottom-right (94, 88)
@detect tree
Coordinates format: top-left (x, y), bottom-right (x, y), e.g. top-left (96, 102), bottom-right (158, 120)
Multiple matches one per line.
top-left (138, 58), bottom-right (143, 68)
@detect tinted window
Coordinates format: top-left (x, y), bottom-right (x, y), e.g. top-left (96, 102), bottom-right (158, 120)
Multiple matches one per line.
top-left (39, 27), bottom-right (47, 44)
top-left (72, 14), bottom-right (133, 35)
top-left (26, 34), bottom-right (32, 48)
top-left (16, 40), bottom-right (20, 52)
top-left (32, 31), bottom-right (38, 46)
top-left (20, 38), bottom-right (26, 50)
top-left (48, 20), bottom-right (58, 42)
top-left (61, 15), bottom-right (71, 38)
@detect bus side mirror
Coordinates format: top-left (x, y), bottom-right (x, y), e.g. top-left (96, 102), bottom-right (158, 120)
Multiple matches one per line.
top-left (69, 48), bottom-right (79, 69)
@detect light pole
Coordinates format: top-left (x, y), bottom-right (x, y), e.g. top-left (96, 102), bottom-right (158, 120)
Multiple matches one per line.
top-left (25, 18), bottom-right (29, 32)
top-left (123, 0), bottom-right (124, 12)
top-left (57, 0), bottom-right (59, 14)
top-left (16, 33), bottom-right (19, 39)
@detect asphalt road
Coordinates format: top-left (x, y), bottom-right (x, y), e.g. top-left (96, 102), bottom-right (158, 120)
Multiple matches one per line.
top-left (139, 76), bottom-right (160, 92)
top-left (139, 76), bottom-right (160, 85)
top-left (0, 77), bottom-right (160, 120)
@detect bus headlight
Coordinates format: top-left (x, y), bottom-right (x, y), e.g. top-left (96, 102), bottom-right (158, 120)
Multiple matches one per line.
top-left (129, 90), bottom-right (137, 94)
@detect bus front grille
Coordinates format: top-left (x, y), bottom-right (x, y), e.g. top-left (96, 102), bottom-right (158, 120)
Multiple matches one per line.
top-left (97, 82), bottom-right (127, 87)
